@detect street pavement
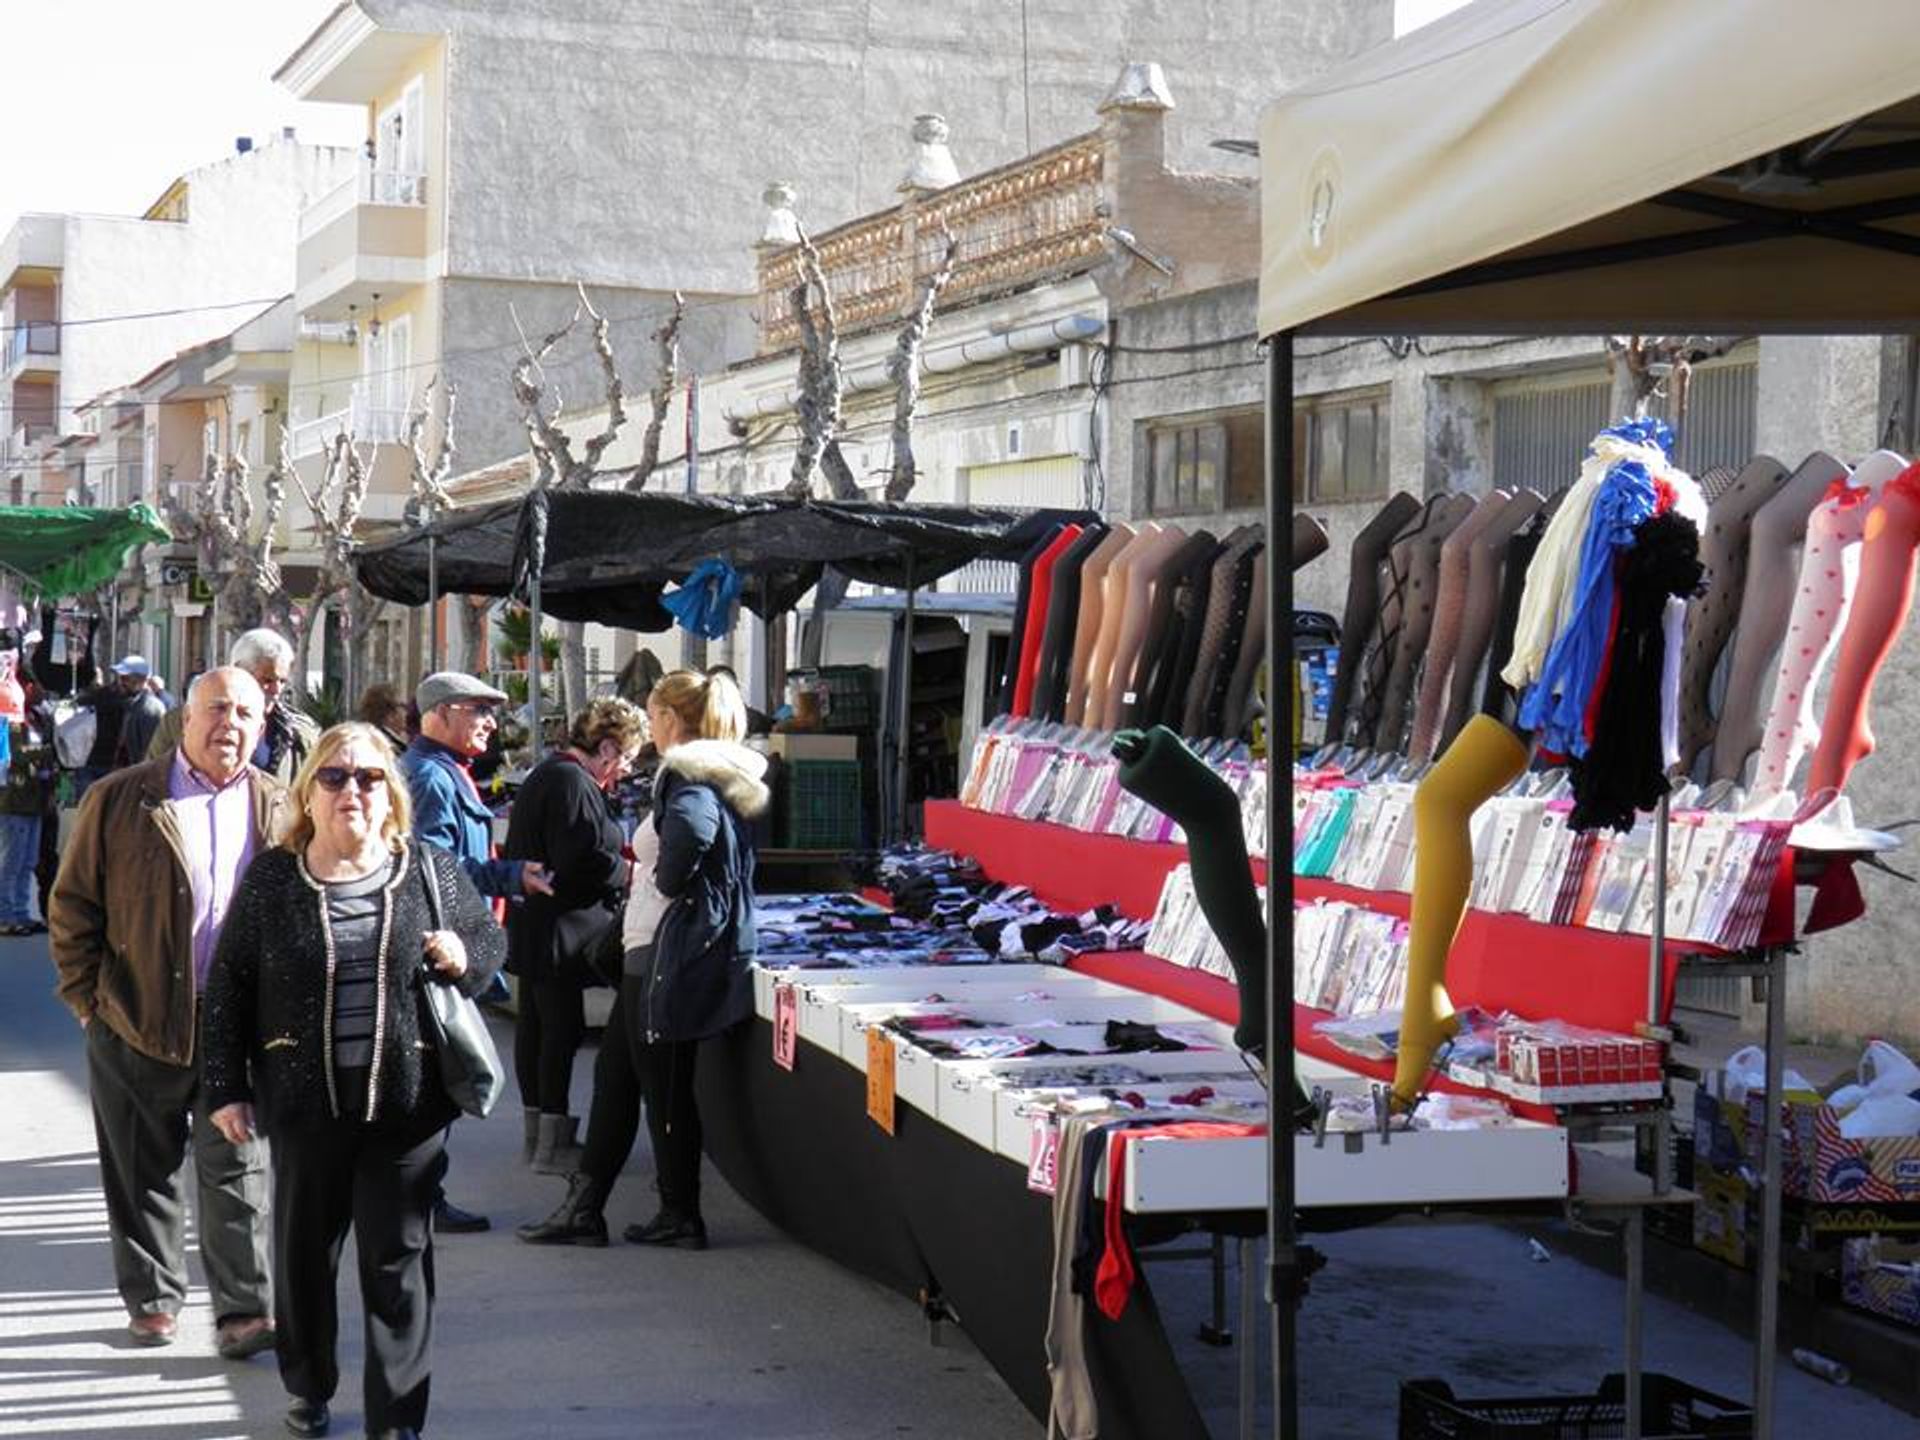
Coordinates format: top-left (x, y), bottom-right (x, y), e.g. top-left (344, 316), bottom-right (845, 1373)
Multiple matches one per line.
top-left (4, 928), bottom-right (1918, 1438)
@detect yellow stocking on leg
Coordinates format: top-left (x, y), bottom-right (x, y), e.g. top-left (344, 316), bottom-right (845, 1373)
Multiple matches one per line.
top-left (1393, 715), bottom-right (1528, 1107)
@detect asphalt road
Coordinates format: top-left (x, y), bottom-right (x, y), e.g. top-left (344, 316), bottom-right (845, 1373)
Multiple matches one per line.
top-left (5, 928), bottom-right (1917, 1438)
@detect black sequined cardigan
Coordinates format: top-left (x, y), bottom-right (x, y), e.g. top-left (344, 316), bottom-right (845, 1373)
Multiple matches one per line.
top-left (201, 841), bottom-right (505, 1133)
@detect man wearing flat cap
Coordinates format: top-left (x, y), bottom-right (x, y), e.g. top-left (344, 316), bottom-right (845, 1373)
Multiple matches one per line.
top-left (401, 673), bottom-right (552, 1232)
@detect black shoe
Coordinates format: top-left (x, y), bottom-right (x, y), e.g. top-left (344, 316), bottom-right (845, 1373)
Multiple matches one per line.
top-left (433, 1196), bottom-right (491, 1233)
top-left (368, 1430), bottom-right (419, 1440)
top-left (623, 1210), bottom-right (708, 1249)
top-left (516, 1172), bottom-right (609, 1247)
top-left (284, 1398), bottom-right (330, 1437)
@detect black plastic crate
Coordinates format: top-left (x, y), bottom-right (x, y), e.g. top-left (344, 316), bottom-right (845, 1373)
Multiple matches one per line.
top-left (788, 664), bottom-right (877, 731)
top-left (1399, 1373), bottom-right (1752, 1439)
top-left (781, 759), bottom-right (864, 850)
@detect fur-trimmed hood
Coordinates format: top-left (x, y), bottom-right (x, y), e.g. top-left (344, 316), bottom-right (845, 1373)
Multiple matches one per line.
top-left (657, 739), bottom-right (770, 819)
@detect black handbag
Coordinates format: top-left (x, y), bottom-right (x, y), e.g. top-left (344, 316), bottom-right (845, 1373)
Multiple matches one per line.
top-left (417, 851), bottom-right (506, 1119)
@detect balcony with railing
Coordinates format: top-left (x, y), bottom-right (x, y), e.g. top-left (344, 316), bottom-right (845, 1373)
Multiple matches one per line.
top-left (756, 133), bottom-right (1104, 356)
top-left (3, 320), bottom-right (59, 377)
top-left (288, 386), bottom-right (411, 459)
top-left (295, 158), bottom-right (431, 317)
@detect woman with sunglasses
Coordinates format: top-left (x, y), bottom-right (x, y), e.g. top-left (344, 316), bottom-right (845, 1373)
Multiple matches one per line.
top-left (200, 723), bottom-right (505, 1440)
top-left (501, 696), bottom-right (647, 1174)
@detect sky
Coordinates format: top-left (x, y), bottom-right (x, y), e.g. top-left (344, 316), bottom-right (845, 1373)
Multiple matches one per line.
top-left (0, 1), bottom-right (365, 231)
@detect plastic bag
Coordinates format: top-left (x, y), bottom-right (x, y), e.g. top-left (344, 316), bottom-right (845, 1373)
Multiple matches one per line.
top-left (1859, 1040), bottom-right (1920, 1097)
top-left (1838, 1092), bottom-right (1920, 1139)
top-left (54, 703), bottom-right (95, 770)
top-left (1724, 1045), bottom-right (1815, 1105)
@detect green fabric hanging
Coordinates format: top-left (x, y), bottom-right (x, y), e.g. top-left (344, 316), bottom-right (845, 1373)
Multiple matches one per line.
top-left (0, 503), bottom-right (171, 600)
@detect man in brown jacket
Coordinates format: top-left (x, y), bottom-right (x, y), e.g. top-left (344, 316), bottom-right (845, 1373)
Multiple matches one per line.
top-left (51, 666), bottom-right (285, 1354)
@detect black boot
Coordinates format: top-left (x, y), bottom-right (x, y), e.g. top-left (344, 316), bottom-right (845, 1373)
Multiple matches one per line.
top-left (516, 1173), bottom-right (609, 1247)
top-left (623, 1210), bottom-right (708, 1249)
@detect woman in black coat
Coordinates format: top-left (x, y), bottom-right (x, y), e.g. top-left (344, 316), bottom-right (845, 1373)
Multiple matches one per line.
top-left (518, 669), bottom-right (767, 1250)
top-left (501, 697), bottom-right (646, 1173)
top-left (203, 722), bottom-right (505, 1440)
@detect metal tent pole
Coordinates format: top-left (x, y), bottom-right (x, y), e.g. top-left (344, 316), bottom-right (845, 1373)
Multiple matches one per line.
top-left (427, 530), bottom-right (442, 672)
top-left (1754, 945), bottom-right (1786, 1440)
top-left (1265, 333), bottom-right (1303, 1439)
top-left (528, 569), bottom-right (545, 763)
top-left (896, 558), bottom-right (917, 843)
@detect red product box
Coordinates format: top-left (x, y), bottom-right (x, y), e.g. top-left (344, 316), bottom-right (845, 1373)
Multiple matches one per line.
top-left (1579, 1042), bottom-right (1603, 1087)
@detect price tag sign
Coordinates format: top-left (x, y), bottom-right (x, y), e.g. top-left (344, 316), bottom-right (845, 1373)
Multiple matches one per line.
top-left (1027, 1114), bottom-right (1061, 1196)
top-left (772, 982), bottom-right (798, 1072)
top-left (866, 1027), bottom-right (896, 1135)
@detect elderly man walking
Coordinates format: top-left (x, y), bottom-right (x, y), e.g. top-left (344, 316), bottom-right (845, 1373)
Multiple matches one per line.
top-left (51, 666), bottom-right (284, 1355)
top-left (401, 671), bottom-right (552, 1233)
top-left (147, 629), bottom-right (317, 785)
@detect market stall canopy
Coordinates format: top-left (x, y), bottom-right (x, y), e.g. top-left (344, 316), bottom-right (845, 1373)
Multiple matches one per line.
top-left (1258, 0), bottom-right (1920, 336)
top-left (0, 504), bottom-right (170, 600)
top-left (352, 489), bottom-right (1091, 629)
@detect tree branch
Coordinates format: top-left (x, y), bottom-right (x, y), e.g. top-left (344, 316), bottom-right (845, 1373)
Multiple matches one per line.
top-left (884, 226), bottom-right (959, 502)
top-left (785, 224), bottom-right (846, 500)
top-left (575, 283), bottom-right (629, 479)
top-left (511, 300), bottom-right (581, 489)
top-left (626, 292), bottom-right (685, 491)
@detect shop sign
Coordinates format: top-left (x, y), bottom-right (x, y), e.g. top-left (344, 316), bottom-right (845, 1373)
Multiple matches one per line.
top-left (772, 982), bottom-right (797, 1072)
top-left (1027, 1115), bottom-right (1060, 1196)
top-left (866, 1028), bottom-right (896, 1135)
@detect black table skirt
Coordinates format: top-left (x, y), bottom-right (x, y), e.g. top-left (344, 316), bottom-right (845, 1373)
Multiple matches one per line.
top-left (696, 1019), bottom-right (1214, 1440)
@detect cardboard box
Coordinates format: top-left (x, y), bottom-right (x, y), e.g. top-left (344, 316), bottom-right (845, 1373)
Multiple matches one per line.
top-left (1841, 1236), bottom-right (1920, 1328)
top-left (1781, 1096), bottom-right (1920, 1204)
top-left (765, 734), bottom-right (859, 762)
top-left (1694, 1169), bottom-right (1753, 1267)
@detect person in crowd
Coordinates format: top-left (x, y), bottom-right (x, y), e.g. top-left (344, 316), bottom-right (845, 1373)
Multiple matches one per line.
top-left (23, 677), bottom-right (60, 924)
top-left (48, 667), bottom-right (281, 1355)
top-left (704, 663), bottom-right (772, 736)
top-left (517, 670), bottom-right (765, 1249)
top-left (356, 683), bottom-right (412, 752)
top-left (1, 697), bottom-right (54, 936)
top-left (148, 629), bottom-right (317, 785)
top-left (502, 697), bottom-right (644, 1175)
top-left (202, 723), bottom-right (505, 1440)
top-left (116, 655), bottom-right (169, 764)
top-left (72, 654), bottom-right (147, 797)
top-left (399, 672), bottom-right (553, 1232)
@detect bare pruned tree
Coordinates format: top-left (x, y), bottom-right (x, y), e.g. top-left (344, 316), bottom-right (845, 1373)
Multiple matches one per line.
top-left (510, 282), bottom-right (634, 712)
top-left (625, 292), bottom-right (685, 491)
top-left (164, 448), bottom-right (294, 649)
top-left (287, 428), bottom-right (385, 704)
top-left (1606, 335), bottom-right (1744, 423)
top-left (784, 225), bottom-right (861, 501)
top-left (403, 374), bottom-right (458, 528)
top-left (883, 226), bottom-right (960, 503)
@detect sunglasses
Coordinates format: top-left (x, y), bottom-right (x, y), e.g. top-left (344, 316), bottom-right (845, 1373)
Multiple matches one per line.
top-left (314, 766), bottom-right (387, 794)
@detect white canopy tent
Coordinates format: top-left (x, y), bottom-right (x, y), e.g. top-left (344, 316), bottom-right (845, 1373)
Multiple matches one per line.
top-left (1259, 0), bottom-right (1920, 337)
top-left (1255, 5), bottom-right (1920, 1436)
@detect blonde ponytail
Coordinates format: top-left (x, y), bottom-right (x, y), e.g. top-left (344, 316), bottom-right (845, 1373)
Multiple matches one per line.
top-left (651, 668), bottom-right (747, 743)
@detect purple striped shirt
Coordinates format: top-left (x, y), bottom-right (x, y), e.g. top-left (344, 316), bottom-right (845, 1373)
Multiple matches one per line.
top-left (169, 751), bottom-right (258, 992)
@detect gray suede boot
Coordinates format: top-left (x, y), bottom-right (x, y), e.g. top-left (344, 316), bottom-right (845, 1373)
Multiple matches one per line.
top-left (521, 1108), bottom-right (540, 1165)
top-left (530, 1113), bottom-right (584, 1176)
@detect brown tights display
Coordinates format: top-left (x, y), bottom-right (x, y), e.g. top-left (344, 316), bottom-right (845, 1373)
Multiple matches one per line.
top-left (1325, 493), bottom-right (1421, 744)
top-left (1372, 494), bottom-right (1474, 754)
top-left (1674, 456), bottom-right (1788, 772)
top-left (1439, 488), bottom-right (1544, 753)
top-left (1395, 714), bottom-right (1528, 1107)
top-left (1409, 490), bottom-right (1512, 761)
top-left (1804, 466), bottom-right (1920, 797)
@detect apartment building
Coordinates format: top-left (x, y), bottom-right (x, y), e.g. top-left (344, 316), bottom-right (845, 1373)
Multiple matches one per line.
top-left (270, 0), bottom-right (1390, 516)
top-left (0, 134), bottom-right (356, 508)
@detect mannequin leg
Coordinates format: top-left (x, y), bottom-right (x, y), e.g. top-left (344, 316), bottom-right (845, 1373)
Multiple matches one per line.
top-left (1749, 496), bottom-right (1868, 799)
top-left (1394, 715), bottom-right (1528, 1107)
top-left (1804, 480), bottom-right (1920, 797)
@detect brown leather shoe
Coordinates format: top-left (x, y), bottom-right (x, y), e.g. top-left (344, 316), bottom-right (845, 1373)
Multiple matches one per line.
top-left (127, 1313), bottom-right (177, 1346)
top-left (216, 1314), bottom-right (276, 1359)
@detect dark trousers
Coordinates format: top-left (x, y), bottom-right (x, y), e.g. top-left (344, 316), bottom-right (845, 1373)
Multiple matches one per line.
top-left (271, 1114), bottom-right (446, 1433)
top-left (579, 978), bottom-right (703, 1218)
top-left (85, 1020), bottom-right (272, 1322)
top-left (513, 975), bottom-right (585, 1114)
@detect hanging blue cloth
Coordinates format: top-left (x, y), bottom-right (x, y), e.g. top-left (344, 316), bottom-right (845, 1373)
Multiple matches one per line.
top-left (660, 558), bottom-right (743, 639)
top-left (1518, 458), bottom-right (1659, 756)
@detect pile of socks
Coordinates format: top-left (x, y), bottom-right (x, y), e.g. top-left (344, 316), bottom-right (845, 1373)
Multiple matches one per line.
top-left (854, 844), bottom-right (1151, 962)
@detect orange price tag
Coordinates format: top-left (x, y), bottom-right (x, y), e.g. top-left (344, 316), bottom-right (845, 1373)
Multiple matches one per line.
top-left (866, 1027), bottom-right (896, 1135)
